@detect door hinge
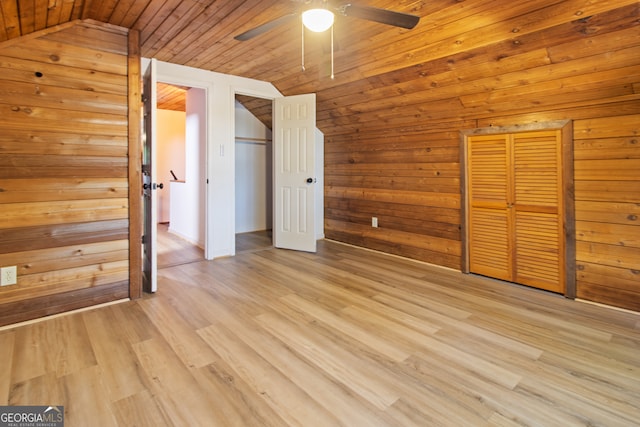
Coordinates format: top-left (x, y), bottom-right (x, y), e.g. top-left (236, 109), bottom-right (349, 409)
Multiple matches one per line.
top-left (141, 235), bottom-right (146, 244)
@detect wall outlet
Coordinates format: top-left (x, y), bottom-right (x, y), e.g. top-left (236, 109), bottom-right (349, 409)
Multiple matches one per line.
top-left (1, 266), bottom-right (17, 286)
top-left (372, 217), bottom-right (378, 228)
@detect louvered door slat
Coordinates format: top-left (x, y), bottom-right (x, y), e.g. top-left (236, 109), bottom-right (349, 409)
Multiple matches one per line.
top-left (469, 208), bottom-right (511, 281)
top-left (467, 135), bottom-right (512, 281)
top-left (513, 132), bottom-right (561, 208)
top-left (515, 212), bottom-right (562, 292)
top-left (468, 137), bottom-right (509, 204)
top-left (513, 131), bottom-right (564, 292)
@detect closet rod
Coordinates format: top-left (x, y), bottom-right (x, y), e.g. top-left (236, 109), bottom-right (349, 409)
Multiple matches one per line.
top-left (235, 136), bottom-right (272, 143)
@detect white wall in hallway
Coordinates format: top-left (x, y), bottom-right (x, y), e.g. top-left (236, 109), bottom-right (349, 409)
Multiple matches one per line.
top-left (169, 88), bottom-right (206, 247)
top-left (156, 109), bottom-right (185, 224)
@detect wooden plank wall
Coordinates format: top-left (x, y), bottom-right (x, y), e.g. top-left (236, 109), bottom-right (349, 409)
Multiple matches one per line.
top-left (572, 116), bottom-right (640, 309)
top-left (322, 4), bottom-right (640, 311)
top-left (0, 21), bottom-right (131, 326)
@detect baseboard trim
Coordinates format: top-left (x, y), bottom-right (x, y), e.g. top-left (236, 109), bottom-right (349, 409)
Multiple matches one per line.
top-left (0, 298), bottom-right (130, 331)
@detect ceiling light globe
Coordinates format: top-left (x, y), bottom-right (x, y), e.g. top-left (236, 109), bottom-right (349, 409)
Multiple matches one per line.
top-left (302, 9), bottom-right (334, 32)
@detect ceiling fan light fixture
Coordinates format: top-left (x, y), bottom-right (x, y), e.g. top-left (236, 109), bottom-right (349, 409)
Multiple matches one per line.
top-left (302, 8), bottom-right (334, 32)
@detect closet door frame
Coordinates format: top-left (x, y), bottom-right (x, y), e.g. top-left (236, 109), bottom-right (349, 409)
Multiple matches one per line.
top-left (460, 120), bottom-right (576, 298)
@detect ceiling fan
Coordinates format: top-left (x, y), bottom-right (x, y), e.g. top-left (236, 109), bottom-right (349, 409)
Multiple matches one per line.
top-left (234, 1), bottom-right (420, 41)
top-left (234, 1), bottom-right (420, 78)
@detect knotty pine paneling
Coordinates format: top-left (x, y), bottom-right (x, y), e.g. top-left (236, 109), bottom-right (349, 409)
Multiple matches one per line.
top-left (572, 115), bottom-right (640, 311)
top-left (325, 129), bottom-right (463, 269)
top-left (0, 220), bottom-right (130, 255)
top-left (0, 21), bottom-right (131, 326)
top-left (323, 3), bottom-right (640, 310)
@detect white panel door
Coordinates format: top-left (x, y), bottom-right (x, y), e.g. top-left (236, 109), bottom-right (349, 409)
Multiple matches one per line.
top-left (273, 94), bottom-right (317, 252)
top-left (142, 59), bottom-right (158, 292)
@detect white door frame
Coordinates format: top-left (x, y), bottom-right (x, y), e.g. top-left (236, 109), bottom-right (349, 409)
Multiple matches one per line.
top-left (149, 59), bottom-right (323, 261)
top-left (232, 91), bottom-right (324, 254)
top-left (148, 59), bottom-right (212, 259)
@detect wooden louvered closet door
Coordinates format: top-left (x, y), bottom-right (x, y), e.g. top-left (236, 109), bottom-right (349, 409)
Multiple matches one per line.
top-left (467, 130), bottom-right (566, 294)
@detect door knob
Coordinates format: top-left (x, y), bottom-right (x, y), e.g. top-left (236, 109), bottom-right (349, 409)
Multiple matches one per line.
top-left (143, 183), bottom-right (164, 190)
top-left (306, 177), bottom-right (316, 183)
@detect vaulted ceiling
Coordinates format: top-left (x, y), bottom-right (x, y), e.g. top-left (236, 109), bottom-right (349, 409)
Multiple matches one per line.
top-left (0, 0), bottom-right (428, 87)
top-left (1, 0), bottom-right (637, 134)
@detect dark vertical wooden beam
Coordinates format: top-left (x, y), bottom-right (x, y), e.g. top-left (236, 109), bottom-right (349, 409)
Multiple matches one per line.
top-left (128, 29), bottom-right (142, 300)
top-left (562, 120), bottom-right (576, 299)
top-left (459, 131), bottom-right (469, 274)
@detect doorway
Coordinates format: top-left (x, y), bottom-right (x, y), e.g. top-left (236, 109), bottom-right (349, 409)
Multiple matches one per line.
top-left (155, 82), bottom-right (206, 267)
top-left (144, 57), bottom-right (323, 292)
top-left (234, 94), bottom-right (274, 254)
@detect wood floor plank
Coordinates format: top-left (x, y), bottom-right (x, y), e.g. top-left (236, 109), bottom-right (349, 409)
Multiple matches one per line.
top-left (256, 311), bottom-right (403, 410)
top-left (8, 372), bottom-right (64, 407)
top-left (112, 390), bottom-right (173, 427)
top-left (333, 258), bottom-right (476, 320)
top-left (9, 314), bottom-right (97, 384)
top-left (197, 302), bottom-right (396, 426)
top-left (517, 374), bottom-right (640, 426)
top-left (0, 331), bottom-right (14, 404)
top-left (2, 238), bottom-right (639, 426)
top-left (340, 304), bottom-right (441, 351)
top-left (10, 323), bottom-right (52, 384)
top-left (405, 352), bottom-right (583, 426)
top-left (235, 229), bottom-right (272, 253)
top-left (50, 315), bottom-right (98, 377)
top-left (108, 299), bottom-right (163, 344)
top-left (61, 366), bottom-right (119, 427)
top-left (137, 295), bottom-right (218, 369)
top-left (194, 361), bottom-right (290, 427)
top-left (81, 307), bottom-right (150, 401)
top-left (131, 337), bottom-right (224, 426)
top-left (372, 293), bottom-right (543, 361)
top-left (157, 223), bottom-right (204, 268)
top-left (197, 322), bottom-right (342, 426)
top-left (279, 293), bottom-right (411, 362)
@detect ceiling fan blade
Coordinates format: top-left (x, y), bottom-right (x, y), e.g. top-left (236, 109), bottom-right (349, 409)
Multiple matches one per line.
top-left (235, 13), bottom-right (299, 41)
top-left (339, 4), bottom-right (419, 29)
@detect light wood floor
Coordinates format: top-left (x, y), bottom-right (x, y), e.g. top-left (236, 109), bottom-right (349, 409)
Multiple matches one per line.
top-left (157, 223), bottom-right (204, 268)
top-left (158, 224), bottom-right (272, 268)
top-left (235, 229), bottom-right (272, 254)
top-left (1, 240), bottom-right (639, 426)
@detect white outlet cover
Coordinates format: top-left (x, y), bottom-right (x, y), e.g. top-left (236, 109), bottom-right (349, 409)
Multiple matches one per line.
top-left (1, 266), bottom-right (17, 286)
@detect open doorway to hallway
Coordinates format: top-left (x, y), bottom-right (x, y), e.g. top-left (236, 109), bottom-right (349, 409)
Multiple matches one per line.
top-left (155, 82), bottom-right (206, 268)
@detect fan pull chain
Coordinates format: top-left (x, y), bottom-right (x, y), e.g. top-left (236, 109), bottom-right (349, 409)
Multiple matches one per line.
top-left (301, 20), bottom-right (305, 71)
top-left (330, 25), bottom-right (334, 79)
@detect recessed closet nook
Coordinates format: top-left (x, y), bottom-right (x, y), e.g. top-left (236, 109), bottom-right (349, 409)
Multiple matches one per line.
top-left (462, 121), bottom-right (575, 297)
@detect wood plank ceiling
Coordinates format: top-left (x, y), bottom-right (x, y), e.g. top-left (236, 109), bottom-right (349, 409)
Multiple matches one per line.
top-left (0, 0), bottom-right (636, 133)
top-left (156, 83), bottom-right (188, 112)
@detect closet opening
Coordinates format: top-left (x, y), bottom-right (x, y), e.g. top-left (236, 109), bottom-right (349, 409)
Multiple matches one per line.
top-left (461, 121), bottom-right (575, 298)
top-left (234, 94), bottom-right (274, 254)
